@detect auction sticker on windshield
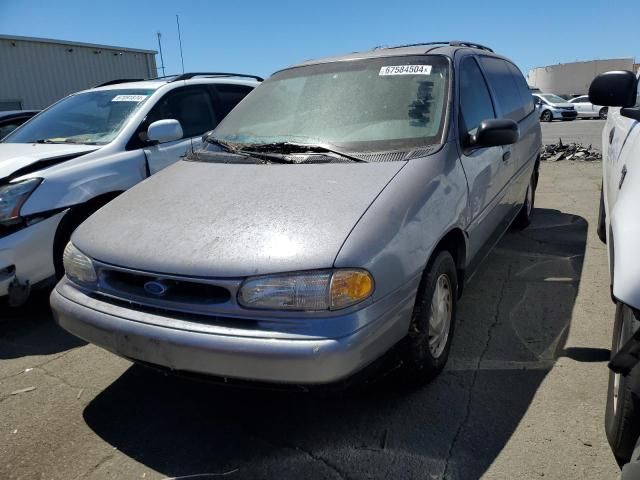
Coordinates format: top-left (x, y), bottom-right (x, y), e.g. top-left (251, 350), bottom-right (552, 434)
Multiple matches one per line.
top-left (112, 94), bottom-right (149, 102)
top-left (379, 65), bottom-right (432, 76)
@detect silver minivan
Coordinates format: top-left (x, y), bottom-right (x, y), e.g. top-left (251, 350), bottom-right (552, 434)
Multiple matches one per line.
top-left (51, 41), bottom-right (542, 386)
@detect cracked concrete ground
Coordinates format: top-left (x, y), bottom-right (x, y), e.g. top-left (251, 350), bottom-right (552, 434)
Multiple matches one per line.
top-left (0, 121), bottom-right (619, 479)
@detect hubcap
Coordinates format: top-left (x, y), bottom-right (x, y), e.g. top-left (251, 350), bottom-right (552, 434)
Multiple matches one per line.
top-left (428, 274), bottom-right (452, 358)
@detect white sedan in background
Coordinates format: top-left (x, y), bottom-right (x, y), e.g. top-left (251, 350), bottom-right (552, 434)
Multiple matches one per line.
top-left (568, 95), bottom-right (608, 119)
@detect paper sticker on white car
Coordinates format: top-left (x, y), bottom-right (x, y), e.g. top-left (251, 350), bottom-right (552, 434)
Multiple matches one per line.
top-left (112, 95), bottom-right (148, 102)
top-left (379, 65), bottom-right (432, 76)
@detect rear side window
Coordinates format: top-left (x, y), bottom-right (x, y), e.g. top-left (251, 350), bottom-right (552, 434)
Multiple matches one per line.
top-left (479, 57), bottom-right (533, 121)
top-left (459, 57), bottom-right (495, 136)
top-left (212, 84), bottom-right (254, 118)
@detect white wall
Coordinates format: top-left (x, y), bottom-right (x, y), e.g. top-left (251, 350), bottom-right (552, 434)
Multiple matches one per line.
top-left (0, 36), bottom-right (157, 110)
top-left (528, 58), bottom-right (635, 96)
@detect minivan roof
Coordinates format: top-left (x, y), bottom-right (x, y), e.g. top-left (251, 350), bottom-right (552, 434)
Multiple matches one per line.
top-left (289, 41), bottom-right (509, 69)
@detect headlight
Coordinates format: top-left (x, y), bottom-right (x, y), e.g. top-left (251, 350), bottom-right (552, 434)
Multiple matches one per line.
top-left (0, 178), bottom-right (42, 223)
top-left (63, 243), bottom-right (97, 286)
top-left (238, 269), bottom-right (374, 311)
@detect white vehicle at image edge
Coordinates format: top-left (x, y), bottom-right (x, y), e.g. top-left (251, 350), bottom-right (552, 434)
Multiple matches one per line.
top-left (568, 95), bottom-right (608, 120)
top-left (0, 73), bottom-right (260, 306)
top-left (532, 93), bottom-right (578, 122)
top-left (588, 69), bottom-right (640, 477)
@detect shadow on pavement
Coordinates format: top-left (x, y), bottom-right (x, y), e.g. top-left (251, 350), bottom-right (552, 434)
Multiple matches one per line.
top-left (0, 288), bottom-right (85, 359)
top-left (83, 207), bottom-right (588, 480)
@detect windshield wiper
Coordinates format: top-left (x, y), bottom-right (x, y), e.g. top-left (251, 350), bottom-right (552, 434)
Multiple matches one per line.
top-left (240, 142), bottom-right (367, 163)
top-left (205, 136), bottom-right (241, 153)
top-left (34, 138), bottom-right (100, 145)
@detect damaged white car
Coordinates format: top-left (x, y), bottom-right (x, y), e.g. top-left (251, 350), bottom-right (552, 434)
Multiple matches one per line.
top-left (0, 73), bottom-right (260, 305)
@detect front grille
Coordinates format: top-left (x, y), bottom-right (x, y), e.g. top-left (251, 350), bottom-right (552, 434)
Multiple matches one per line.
top-left (98, 268), bottom-right (231, 306)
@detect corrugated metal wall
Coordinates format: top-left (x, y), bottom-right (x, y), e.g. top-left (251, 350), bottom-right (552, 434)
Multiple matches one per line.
top-left (527, 58), bottom-right (635, 96)
top-left (0, 36), bottom-right (157, 110)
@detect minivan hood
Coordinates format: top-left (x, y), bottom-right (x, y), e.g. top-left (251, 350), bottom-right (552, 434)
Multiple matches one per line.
top-left (0, 143), bottom-right (97, 181)
top-left (73, 159), bottom-right (406, 277)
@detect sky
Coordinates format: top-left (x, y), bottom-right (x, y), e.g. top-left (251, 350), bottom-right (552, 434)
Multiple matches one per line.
top-left (1, 0), bottom-right (638, 79)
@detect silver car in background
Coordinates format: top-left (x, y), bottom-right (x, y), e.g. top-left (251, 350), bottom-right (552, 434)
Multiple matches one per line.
top-left (533, 93), bottom-right (578, 122)
top-left (568, 94), bottom-right (608, 119)
top-left (51, 41), bottom-right (542, 386)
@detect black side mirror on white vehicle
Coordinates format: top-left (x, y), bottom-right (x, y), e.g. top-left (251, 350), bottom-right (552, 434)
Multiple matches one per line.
top-left (470, 119), bottom-right (520, 149)
top-left (147, 119), bottom-right (183, 144)
top-left (589, 71), bottom-right (638, 107)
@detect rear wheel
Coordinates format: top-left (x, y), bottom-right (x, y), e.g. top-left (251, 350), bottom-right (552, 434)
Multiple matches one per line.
top-left (513, 171), bottom-right (536, 230)
top-left (600, 107), bottom-right (609, 120)
top-left (606, 303), bottom-right (640, 466)
top-left (540, 110), bottom-right (553, 122)
top-left (396, 251), bottom-right (458, 385)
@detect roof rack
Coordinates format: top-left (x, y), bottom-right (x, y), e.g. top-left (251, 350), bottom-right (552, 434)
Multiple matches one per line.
top-left (448, 41), bottom-right (494, 52)
top-left (385, 41), bottom-right (493, 53)
top-left (169, 72), bottom-right (264, 82)
top-left (94, 78), bottom-right (144, 87)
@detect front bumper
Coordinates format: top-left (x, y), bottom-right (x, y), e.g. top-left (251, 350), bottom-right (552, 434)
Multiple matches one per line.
top-left (0, 212), bottom-right (65, 297)
top-left (554, 110), bottom-right (578, 119)
top-left (51, 279), bottom-right (416, 384)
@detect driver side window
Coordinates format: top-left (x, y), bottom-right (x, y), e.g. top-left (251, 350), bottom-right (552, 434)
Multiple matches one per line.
top-left (128, 87), bottom-right (217, 149)
top-left (459, 57), bottom-right (496, 138)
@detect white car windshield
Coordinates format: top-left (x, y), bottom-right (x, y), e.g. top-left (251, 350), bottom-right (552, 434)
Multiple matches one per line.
top-left (3, 89), bottom-right (154, 145)
top-left (540, 94), bottom-right (567, 104)
top-left (213, 55), bottom-right (450, 153)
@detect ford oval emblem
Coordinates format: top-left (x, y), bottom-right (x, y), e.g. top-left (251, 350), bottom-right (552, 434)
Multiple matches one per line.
top-left (144, 280), bottom-right (168, 296)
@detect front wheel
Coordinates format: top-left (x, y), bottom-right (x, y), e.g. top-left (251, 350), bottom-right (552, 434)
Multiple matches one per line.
top-left (606, 303), bottom-right (640, 466)
top-left (600, 107), bottom-right (609, 120)
top-left (396, 251), bottom-right (458, 385)
top-left (597, 183), bottom-right (607, 244)
top-left (540, 110), bottom-right (553, 122)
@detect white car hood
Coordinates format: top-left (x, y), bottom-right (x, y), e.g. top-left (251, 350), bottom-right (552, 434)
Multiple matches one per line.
top-left (550, 102), bottom-right (575, 108)
top-left (0, 143), bottom-right (98, 182)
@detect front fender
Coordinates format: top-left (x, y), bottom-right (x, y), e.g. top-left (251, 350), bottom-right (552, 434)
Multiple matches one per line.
top-left (334, 143), bottom-right (468, 301)
top-left (21, 150), bottom-right (146, 216)
top-left (611, 184), bottom-right (640, 310)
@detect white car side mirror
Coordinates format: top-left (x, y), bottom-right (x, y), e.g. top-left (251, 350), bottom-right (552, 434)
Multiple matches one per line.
top-left (147, 119), bottom-right (183, 144)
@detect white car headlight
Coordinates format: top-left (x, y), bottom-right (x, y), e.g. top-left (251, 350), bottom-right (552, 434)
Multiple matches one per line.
top-left (0, 178), bottom-right (42, 223)
top-left (238, 269), bottom-right (374, 311)
top-left (63, 243), bottom-right (97, 286)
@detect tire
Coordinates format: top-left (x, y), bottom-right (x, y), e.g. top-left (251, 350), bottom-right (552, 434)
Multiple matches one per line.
top-left (52, 208), bottom-right (98, 279)
top-left (513, 170), bottom-right (536, 230)
top-left (597, 183), bottom-right (607, 244)
top-left (600, 107), bottom-right (609, 120)
top-left (606, 303), bottom-right (640, 466)
top-left (396, 251), bottom-right (458, 385)
top-left (540, 110), bottom-right (553, 122)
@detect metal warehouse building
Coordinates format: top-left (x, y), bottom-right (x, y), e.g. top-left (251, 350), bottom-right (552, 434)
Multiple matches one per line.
top-left (527, 58), bottom-right (636, 97)
top-left (0, 34), bottom-right (157, 111)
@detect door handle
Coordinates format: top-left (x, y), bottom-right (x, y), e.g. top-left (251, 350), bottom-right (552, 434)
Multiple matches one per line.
top-left (502, 151), bottom-right (511, 162)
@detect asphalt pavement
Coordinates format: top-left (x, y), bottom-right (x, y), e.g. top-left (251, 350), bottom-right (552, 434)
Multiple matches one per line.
top-left (0, 121), bottom-right (618, 479)
top-left (541, 118), bottom-right (606, 151)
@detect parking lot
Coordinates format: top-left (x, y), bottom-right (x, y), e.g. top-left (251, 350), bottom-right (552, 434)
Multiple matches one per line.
top-left (0, 119), bottom-right (619, 479)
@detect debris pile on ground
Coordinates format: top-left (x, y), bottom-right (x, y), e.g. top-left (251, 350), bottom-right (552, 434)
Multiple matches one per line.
top-left (541, 139), bottom-right (602, 162)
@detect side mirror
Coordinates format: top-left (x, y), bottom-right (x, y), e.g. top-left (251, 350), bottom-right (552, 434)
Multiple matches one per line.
top-left (588, 71), bottom-right (638, 107)
top-left (147, 119), bottom-right (183, 144)
top-left (470, 119), bottom-right (519, 148)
